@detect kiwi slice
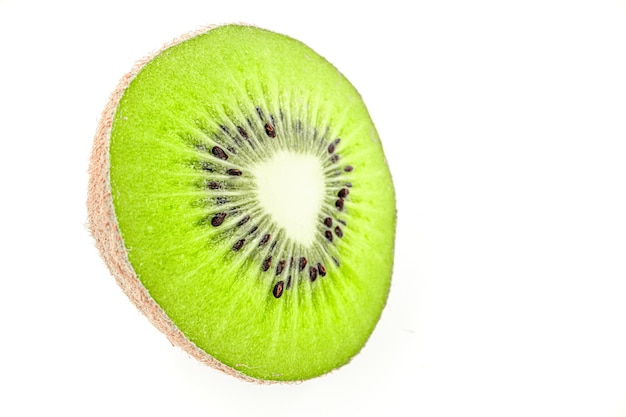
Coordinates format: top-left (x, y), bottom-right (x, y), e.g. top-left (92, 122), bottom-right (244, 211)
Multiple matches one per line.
top-left (88, 24), bottom-right (396, 382)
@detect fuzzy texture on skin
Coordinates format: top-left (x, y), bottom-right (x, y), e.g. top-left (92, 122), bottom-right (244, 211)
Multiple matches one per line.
top-left (87, 24), bottom-right (261, 383)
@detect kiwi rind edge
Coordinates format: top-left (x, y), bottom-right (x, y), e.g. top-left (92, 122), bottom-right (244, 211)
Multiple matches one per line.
top-left (87, 23), bottom-right (267, 383)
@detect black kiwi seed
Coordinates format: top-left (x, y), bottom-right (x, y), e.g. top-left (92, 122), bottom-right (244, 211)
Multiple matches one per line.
top-left (338, 188), bottom-right (349, 198)
top-left (232, 239), bottom-right (245, 251)
top-left (324, 230), bottom-right (333, 242)
top-left (335, 199), bottom-right (344, 211)
top-left (309, 266), bottom-right (318, 282)
top-left (265, 123), bottom-right (276, 138)
top-left (334, 226), bottom-right (343, 238)
top-left (344, 165), bottom-right (353, 172)
top-left (330, 154), bottom-right (339, 163)
top-left (298, 257), bottom-right (307, 271)
top-left (262, 256), bottom-right (272, 272)
top-left (276, 260), bottom-right (286, 276)
top-left (323, 217), bottom-right (332, 227)
top-left (211, 212), bottom-right (227, 226)
top-left (227, 168), bottom-right (242, 176)
top-left (259, 233), bottom-right (271, 246)
top-left (207, 181), bottom-right (221, 189)
top-left (327, 138), bottom-right (340, 153)
top-left (272, 281), bottom-right (284, 298)
top-left (317, 263), bottom-right (326, 277)
top-left (212, 146), bottom-right (228, 160)
top-left (237, 126), bottom-right (249, 138)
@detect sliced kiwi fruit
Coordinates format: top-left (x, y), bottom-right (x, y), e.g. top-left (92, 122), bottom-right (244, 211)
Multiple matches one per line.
top-left (88, 24), bottom-right (396, 382)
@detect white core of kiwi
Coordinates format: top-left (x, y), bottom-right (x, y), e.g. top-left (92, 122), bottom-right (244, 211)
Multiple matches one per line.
top-left (251, 150), bottom-right (325, 246)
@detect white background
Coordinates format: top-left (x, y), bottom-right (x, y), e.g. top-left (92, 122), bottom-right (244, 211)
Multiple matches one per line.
top-left (1, 1), bottom-right (626, 416)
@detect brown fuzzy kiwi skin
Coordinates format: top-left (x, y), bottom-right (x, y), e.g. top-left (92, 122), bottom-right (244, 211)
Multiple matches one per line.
top-left (87, 23), bottom-right (274, 384)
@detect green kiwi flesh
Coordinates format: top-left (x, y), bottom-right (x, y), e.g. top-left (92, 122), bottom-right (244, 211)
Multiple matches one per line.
top-left (88, 24), bottom-right (396, 381)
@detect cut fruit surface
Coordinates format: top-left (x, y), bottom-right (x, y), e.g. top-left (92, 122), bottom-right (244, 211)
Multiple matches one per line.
top-left (89, 24), bottom-right (396, 381)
